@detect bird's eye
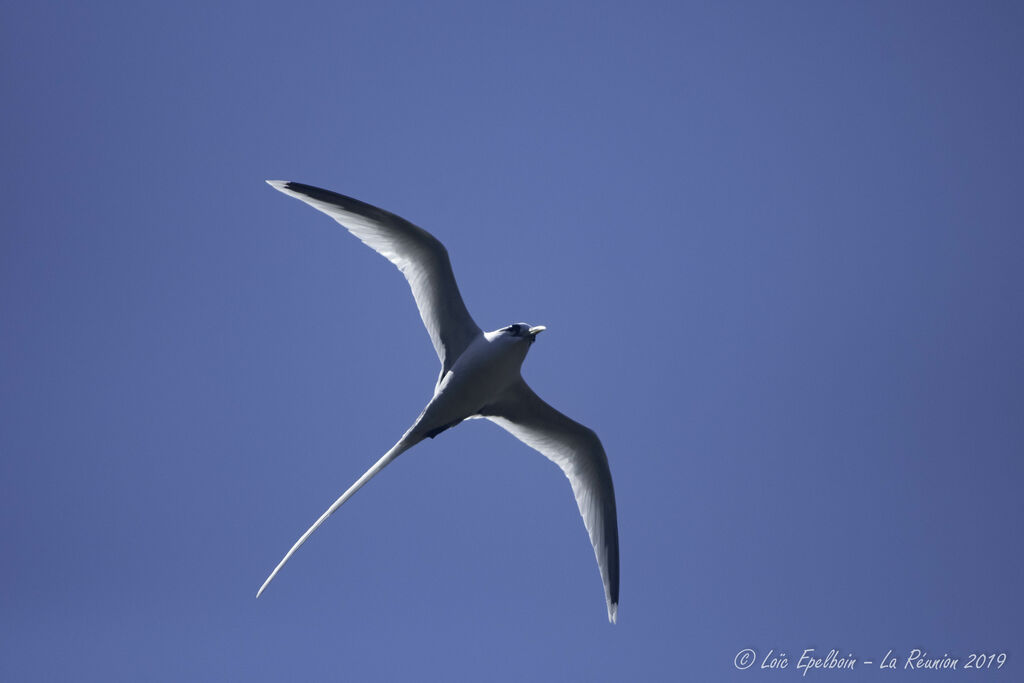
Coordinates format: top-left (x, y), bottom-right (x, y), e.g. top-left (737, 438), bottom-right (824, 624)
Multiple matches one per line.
top-left (508, 324), bottom-right (520, 336)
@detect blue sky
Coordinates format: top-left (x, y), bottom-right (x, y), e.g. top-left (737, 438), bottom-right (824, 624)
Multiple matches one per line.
top-left (2, 1), bottom-right (1021, 680)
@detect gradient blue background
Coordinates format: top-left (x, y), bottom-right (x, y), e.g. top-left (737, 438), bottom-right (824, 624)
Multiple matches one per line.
top-left (2, 2), bottom-right (1021, 680)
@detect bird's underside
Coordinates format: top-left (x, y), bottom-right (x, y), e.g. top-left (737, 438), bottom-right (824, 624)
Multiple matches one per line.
top-left (259, 181), bottom-right (619, 622)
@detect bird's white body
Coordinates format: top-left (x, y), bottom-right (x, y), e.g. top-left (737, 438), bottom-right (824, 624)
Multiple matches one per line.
top-left (259, 181), bottom-right (619, 622)
top-left (420, 330), bottom-right (531, 428)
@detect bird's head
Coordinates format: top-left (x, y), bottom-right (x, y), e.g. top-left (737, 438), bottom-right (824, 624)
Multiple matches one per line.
top-left (497, 322), bottom-right (546, 344)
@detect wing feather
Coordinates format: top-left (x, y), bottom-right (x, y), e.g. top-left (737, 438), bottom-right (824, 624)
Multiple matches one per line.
top-left (483, 379), bottom-right (620, 623)
top-left (267, 181), bottom-right (481, 373)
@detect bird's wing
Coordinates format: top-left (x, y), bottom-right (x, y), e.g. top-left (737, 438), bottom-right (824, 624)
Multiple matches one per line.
top-left (267, 181), bottom-right (482, 373)
top-left (482, 379), bottom-right (620, 623)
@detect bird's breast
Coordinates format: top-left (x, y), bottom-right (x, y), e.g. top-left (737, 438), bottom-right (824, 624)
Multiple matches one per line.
top-left (419, 338), bottom-right (526, 431)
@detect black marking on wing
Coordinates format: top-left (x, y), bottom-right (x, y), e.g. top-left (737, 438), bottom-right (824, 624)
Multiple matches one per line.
top-left (280, 182), bottom-right (402, 225)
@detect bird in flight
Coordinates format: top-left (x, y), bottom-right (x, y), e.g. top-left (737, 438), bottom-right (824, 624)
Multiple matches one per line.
top-left (258, 181), bottom-right (619, 622)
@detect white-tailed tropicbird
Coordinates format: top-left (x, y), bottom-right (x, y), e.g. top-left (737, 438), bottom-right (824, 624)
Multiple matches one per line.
top-left (258, 181), bottom-right (619, 622)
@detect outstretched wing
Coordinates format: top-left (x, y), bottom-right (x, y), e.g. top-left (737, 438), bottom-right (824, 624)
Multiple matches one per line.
top-left (267, 181), bottom-right (482, 373)
top-left (482, 379), bottom-right (620, 623)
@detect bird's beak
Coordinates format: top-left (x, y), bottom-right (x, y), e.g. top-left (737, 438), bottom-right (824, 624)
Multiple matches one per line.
top-left (528, 325), bottom-right (547, 337)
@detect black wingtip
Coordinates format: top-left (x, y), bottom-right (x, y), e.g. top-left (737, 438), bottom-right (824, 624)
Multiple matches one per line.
top-left (266, 180), bottom-right (399, 224)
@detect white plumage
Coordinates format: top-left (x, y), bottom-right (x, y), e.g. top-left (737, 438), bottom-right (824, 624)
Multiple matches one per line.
top-left (259, 181), bottom-right (619, 622)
